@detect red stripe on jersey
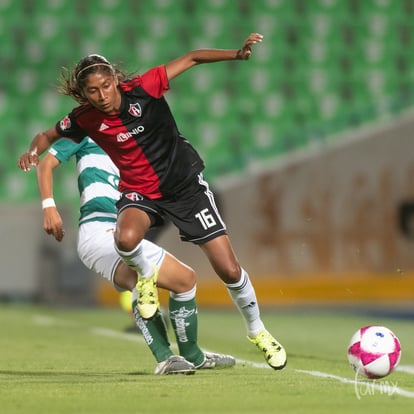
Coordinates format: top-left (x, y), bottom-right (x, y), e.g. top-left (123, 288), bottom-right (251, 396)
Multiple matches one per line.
top-left (72, 105), bottom-right (163, 199)
top-left (120, 65), bottom-right (169, 98)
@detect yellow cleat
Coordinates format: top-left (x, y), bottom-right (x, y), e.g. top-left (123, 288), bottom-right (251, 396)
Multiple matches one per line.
top-left (135, 265), bottom-right (159, 319)
top-left (248, 329), bottom-right (287, 370)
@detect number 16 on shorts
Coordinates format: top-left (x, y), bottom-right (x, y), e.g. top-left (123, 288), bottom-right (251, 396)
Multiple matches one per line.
top-left (195, 208), bottom-right (217, 230)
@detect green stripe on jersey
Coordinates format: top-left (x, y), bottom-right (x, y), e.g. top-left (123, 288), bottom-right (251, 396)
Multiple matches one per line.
top-left (49, 138), bottom-right (120, 224)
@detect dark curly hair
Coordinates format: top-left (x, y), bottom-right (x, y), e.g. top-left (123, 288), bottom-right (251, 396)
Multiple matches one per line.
top-left (58, 54), bottom-right (127, 104)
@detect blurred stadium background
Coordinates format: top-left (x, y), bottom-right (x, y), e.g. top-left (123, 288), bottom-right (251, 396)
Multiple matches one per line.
top-left (1, 0), bottom-right (414, 310)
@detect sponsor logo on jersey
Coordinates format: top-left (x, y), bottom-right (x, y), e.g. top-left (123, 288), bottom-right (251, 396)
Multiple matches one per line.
top-left (128, 102), bottom-right (142, 117)
top-left (117, 132), bottom-right (130, 142)
top-left (99, 122), bottom-right (109, 131)
top-left (125, 192), bottom-right (144, 201)
top-left (116, 126), bottom-right (145, 142)
top-left (59, 116), bottom-right (71, 130)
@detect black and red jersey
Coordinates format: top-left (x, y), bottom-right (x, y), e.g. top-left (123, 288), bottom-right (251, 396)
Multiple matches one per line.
top-left (56, 65), bottom-right (204, 199)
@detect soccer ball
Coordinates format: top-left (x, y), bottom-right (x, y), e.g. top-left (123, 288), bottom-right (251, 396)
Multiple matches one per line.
top-left (347, 325), bottom-right (401, 379)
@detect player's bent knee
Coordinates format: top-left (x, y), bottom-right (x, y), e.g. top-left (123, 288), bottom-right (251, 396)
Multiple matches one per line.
top-left (114, 231), bottom-right (143, 253)
top-left (216, 263), bottom-right (241, 284)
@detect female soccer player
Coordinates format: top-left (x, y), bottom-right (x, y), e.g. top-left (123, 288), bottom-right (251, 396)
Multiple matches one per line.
top-left (35, 136), bottom-right (235, 374)
top-left (18, 33), bottom-right (287, 370)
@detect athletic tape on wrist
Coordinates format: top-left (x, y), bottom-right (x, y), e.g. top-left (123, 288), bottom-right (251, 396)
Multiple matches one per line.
top-left (42, 198), bottom-right (56, 209)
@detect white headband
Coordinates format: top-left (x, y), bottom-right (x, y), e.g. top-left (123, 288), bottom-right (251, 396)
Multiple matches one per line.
top-left (76, 63), bottom-right (114, 80)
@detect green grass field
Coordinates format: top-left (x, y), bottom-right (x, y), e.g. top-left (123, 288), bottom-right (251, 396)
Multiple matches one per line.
top-left (0, 303), bottom-right (413, 414)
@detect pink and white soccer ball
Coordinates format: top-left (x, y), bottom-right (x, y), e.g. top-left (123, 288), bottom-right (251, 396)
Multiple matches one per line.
top-left (347, 325), bottom-right (401, 379)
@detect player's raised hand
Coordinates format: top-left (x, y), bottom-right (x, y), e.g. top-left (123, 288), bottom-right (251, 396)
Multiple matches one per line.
top-left (237, 33), bottom-right (263, 60)
top-left (17, 150), bottom-right (39, 172)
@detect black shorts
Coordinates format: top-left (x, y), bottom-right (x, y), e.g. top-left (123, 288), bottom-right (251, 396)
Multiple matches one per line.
top-left (116, 173), bottom-right (227, 244)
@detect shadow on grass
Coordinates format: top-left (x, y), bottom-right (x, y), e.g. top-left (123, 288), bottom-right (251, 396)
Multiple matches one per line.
top-left (0, 369), bottom-right (149, 383)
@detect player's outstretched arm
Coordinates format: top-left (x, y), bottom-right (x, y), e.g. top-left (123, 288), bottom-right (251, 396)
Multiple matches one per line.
top-left (17, 126), bottom-right (62, 172)
top-left (165, 32), bottom-right (263, 81)
top-left (36, 152), bottom-right (65, 242)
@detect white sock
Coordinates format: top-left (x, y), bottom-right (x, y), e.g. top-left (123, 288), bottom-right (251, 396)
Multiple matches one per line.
top-left (131, 288), bottom-right (138, 303)
top-left (115, 242), bottom-right (154, 278)
top-left (225, 269), bottom-right (264, 337)
top-left (170, 285), bottom-right (197, 302)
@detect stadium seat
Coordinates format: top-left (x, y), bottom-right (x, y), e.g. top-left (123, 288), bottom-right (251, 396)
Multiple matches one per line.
top-left (2, 0), bottom-right (414, 204)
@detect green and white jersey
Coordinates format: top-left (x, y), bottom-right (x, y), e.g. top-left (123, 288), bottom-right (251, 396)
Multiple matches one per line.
top-left (49, 137), bottom-right (120, 225)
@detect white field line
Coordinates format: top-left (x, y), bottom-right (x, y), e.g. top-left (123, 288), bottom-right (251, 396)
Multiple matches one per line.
top-left (32, 314), bottom-right (414, 398)
top-left (90, 327), bottom-right (146, 344)
top-left (396, 365), bottom-right (414, 375)
top-left (296, 369), bottom-right (414, 399)
top-left (32, 314), bottom-right (147, 344)
top-left (32, 314), bottom-right (79, 327)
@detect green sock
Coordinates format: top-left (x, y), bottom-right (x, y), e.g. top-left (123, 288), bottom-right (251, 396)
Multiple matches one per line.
top-left (169, 296), bottom-right (204, 367)
top-left (132, 300), bottom-right (173, 363)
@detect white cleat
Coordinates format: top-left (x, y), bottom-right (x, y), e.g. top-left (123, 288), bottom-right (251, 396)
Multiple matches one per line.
top-left (196, 352), bottom-right (236, 369)
top-left (154, 355), bottom-right (196, 375)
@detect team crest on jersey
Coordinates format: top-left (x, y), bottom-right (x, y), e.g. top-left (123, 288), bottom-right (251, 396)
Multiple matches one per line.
top-left (125, 192), bottom-right (144, 202)
top-left (59, 116), bottom-right (71, 130)
top-left (128, 103), bottom-right (142, 117)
